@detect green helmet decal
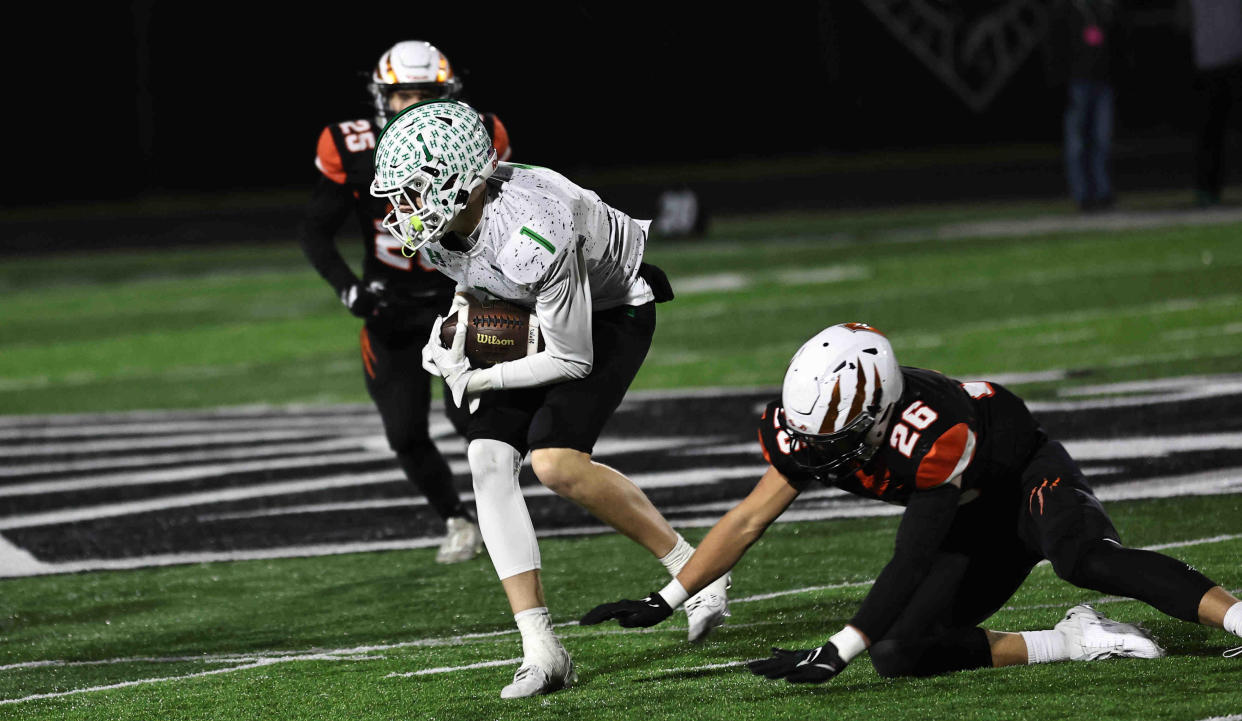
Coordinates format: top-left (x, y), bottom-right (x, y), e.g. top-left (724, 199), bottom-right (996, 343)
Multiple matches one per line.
top-left (370, 99), bottom-right (497, 255)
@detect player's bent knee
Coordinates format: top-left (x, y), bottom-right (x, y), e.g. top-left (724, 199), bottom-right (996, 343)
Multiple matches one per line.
top-left (468, 439), bottom-right (520, 486)
top-left (529, 447), bottom-right (588, 496)
top-left (869, 640), bottom-right (918, 678)
top-left (1049, 538), bottom-right (1115, 588)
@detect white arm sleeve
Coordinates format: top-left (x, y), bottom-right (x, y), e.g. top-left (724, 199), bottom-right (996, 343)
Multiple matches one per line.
top-left (466, 248), bottom-right (594, 392)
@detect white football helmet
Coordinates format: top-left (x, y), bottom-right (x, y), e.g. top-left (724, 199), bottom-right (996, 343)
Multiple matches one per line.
top-left (370, 100), bottom-right (498, 254)
top-left (368, 41), bottom-right (463, 128)
top-left (781, 323), bottom-right (904, 474)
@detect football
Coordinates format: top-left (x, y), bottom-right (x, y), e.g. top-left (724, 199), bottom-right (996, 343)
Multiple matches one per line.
top-left (440, 294), bottom-right (544, 368)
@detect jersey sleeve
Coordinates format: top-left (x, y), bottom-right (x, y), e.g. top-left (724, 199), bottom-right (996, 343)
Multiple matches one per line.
top-left (493, 227), bottom-right (594, 389)
top-left (847, 483), bottom-right (962, 641)
top-left (313, 126), bottom-right (347, 185)
top-left (299, 174), bottom-right (360, 296)
top-left (915, 422), bottom-right (977, 490)
top-left (756, 401), bottom-right (816, 489)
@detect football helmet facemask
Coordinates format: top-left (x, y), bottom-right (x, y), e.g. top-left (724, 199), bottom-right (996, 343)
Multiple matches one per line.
top-left (370, 99), bottom-right (498, 255)
top-left (780, 323), bottom-right (904, 476)
top-left (368, 41), bottom-right (463, 129)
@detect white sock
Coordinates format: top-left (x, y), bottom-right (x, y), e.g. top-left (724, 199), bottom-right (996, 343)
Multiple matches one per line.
top-left (659, 534), bottom-right (694, 577)
top-left (1224, 601), bottom-right (1242, 637)
top-left (514, 607), bottom-right (563, 667)
top-left (1021, 630), bottom-right (1069, 664)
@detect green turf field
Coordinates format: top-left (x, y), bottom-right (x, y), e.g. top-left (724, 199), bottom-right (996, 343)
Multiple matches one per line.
top-left (2, 195), bottom-right (1241, 719)
top-left (2, 192), bottom-right (1241, 414)
top-left (2, 495), bottom-right (1239, 720)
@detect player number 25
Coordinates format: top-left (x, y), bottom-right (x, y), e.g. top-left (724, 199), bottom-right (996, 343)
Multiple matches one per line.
top-left (338, 120), bottom-right (375, 152)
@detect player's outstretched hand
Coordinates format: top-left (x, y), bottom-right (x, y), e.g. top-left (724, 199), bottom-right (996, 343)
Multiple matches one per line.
top-left (579, 592), bottom-right (673, 628)
top-left (746, 642), bottom-right (848, 684)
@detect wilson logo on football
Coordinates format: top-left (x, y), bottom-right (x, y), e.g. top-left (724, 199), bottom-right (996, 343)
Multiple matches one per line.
top-left (477, 334), bottom-right (515, 346)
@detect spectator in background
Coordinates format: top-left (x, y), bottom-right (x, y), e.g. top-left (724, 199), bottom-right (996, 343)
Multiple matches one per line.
top-left (1046, 0), bottom-right (1126, 212)
top-left (1187, 0), bottom-right (1242, 207)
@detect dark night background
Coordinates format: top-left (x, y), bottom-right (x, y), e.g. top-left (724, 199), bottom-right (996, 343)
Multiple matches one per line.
top-left (6, 1), bottom-right (1232, 227)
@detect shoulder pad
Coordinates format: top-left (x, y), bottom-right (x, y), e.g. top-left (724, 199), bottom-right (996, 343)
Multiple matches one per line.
top-left (496, 224), bottom-right (569, 285)
top-left (314, 126), bottom-right (346, 184)
top-left (316, 119), bottom-right (377, 185)
top-left (915, 423), bottom-right (976, 489)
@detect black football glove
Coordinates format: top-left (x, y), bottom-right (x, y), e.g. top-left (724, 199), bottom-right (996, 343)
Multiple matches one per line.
top-left (579, 592), bottom-right (673, 628)
top-left (340, 282), bottom-right (382, 319)
top-left (746, 642), bottom-right (848, 684)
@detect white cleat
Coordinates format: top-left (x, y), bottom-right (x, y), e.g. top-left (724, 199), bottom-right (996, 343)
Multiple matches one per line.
top-left (1056, 604), bottom-right (1165, 661)
top-left (685, 571), bottom-right (732, 642)
top-left (500, 654), bottom-right (577, 699)
top-left (435, 516), bottom-right (483, 564)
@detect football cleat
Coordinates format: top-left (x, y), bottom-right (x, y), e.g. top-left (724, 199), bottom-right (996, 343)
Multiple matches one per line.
top-left (500, 654), bottom-right (577, 699)
top-left (435, 516), bottom-right (483, 564)
top-left (685, 571), bottom-right (732, 642)
top-left (1055, 604), bottom-right (1165, 661)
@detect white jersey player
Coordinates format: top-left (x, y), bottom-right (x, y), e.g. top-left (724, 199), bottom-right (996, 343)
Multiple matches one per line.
top-left (416, 162), bottom-right (654, 390)
top-left (370, 99), bottom-right (732, 699)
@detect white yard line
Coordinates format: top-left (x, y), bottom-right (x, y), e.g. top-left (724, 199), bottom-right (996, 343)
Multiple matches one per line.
top-left (652, 660), bottom-right (749, 674)
top-left (0, 653), bottom-right (370, 706)
top-left (5, 548), bottom-right (1239, 705)
top-left (0, 416), bottom-right (386, 441)
top-left (0, 437), bottom-right (389, 479)
top-left (0, 451), bottom-right (397, 497)
top-left (387, 657), bottom-right (523, 677)
top-left (1066, 433), bottom-right (1242, 461)
top-left (0, 429), bottom-right (362, 457)
top-left (5, 468), bottom-right (1238, 575)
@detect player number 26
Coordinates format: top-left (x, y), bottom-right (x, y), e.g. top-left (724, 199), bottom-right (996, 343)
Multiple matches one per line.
top-left (890, 401), bottom-right (938, 457)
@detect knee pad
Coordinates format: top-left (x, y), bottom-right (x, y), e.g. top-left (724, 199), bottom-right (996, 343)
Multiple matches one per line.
top-left (468, 439), bottom-right (540, 580)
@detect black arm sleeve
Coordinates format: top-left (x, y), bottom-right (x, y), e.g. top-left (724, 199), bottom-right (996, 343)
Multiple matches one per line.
top-left (848, 483), bottom-right (963, 641)
top-left (298, 176), bottom-right (361, 296)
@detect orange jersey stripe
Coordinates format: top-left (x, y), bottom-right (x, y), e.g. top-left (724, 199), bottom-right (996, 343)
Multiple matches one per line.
top-left (360, 327), bottom-right (378, 379)
top-left (915, 422), bottom-right (975, 489)
top-left (314, 126), bottom-right (347, 184)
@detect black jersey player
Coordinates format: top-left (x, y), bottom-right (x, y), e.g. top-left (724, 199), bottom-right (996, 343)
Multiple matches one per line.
top-left (582, 322), bottom-right (1242, 681)
top-left (298, 41), bottom-right (511, 563)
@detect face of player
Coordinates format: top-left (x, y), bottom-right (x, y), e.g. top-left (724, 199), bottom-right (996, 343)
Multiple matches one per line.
top-left (388, 89), bottom-right (432, 114)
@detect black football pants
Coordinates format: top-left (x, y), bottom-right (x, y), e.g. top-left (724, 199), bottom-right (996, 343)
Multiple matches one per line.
top-left (361, 321), bottom-right (472, 524)
top-left (869, 441), bottom-right (1217, 678)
